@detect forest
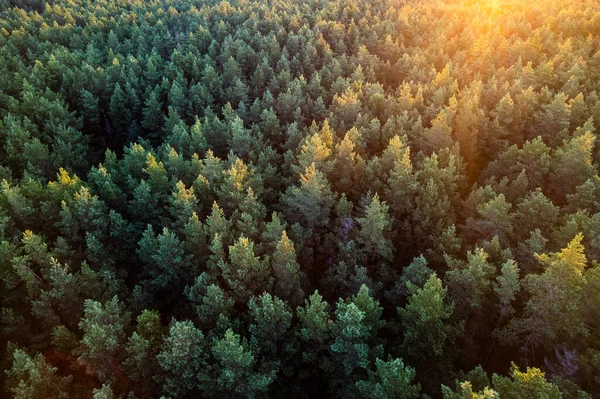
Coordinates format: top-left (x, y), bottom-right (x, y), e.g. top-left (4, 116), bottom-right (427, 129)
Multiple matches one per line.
top-left (0, 0), bottom-right (600, 397)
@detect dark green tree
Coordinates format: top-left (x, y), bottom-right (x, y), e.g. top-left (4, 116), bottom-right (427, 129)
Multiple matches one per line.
top-left (356, 357), bottom-right (421, 399)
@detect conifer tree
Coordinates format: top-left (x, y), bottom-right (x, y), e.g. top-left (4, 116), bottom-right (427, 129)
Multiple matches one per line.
top-left (141, 86), bottom-right (164, 139)
top-left (398, 275), bottom-right (457, 390)
top-left (205, 329), bottom-right (275, 397)
top-left (220, 236), bottom-right (273, 304)
top-left (157, 320), bottom-right (207, 397)
top-left (504, 234), bottom-right (588, 352)
top-left (356, 357), bottom-right (421, 399)
top-left (271, 231), bottom-right (305, 305)
top-left (123, 309), bottom-right (164, 396)
top-left (77, 296), bottom-right (130, 382)
top-left (5, 349), bottom-right (73, 399)
top-left (356, 193), bottom-right (394, 263)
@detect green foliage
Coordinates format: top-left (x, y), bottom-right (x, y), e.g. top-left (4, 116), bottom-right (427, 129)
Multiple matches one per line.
top-left (504, 234), bottom-right (588, 350)
top-left (186, 273), bottom-right (234, 329)
top-left (356, 193), bottom-right (394, 262)
top-left (398, 275), bottom-right (455, 359)
top-left (77, 296), bottom-right (131, 382)
top-left (92, 384), bottom-right (116, 399)
top-left (219, 235), bottom-right (273, 304)
top-left (296, 290), bottom-right (331, 359)
top-left (492, 363), bottom-right (562, 399)
top-left (356, 357), bottom-right (421, 399)
top-left (443, 363), bottom-right (569, 399)
top-left (248, 292), bottom-right (293, 357)
top-left (1, 0), bottom-right (599, 396)
top-left (494, 260), bottom-right (521, 318)
top-left (442, 382), bottom-right (500, 399)
top-left (138, 225), bottom-right (194, 293)
top-left (5, 349), bottom-right (73, 399)
top-left (282, 163), bottom-right (336, 234)
top-left (271, 230), bottom-right (305, 305)
top-left (387, 255), bottom-right (434, 302)
top-left (123, 310), bottom-right (164, 395)
top-left (157, 320), bottom-right (207, 397)
top-left (446, 248), bottom-right (495, 314)
top-left (206, 329), bottom-right (275, 398)
top-left (325, 285), bottom-right (384, 395)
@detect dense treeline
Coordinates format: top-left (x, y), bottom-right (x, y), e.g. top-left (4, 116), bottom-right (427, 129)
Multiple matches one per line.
top-left (1, 0), bottom-right (599, 397)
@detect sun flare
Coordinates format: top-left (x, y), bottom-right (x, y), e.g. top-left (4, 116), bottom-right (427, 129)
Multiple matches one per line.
top-left (2, 0), bottom-right (599, 397)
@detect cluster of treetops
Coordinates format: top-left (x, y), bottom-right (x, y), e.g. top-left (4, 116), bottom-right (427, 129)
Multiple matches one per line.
top-left (1, 0), bottom-right (600, 397)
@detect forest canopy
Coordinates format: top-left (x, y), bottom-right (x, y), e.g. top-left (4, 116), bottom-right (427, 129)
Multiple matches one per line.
top-left (1, 0), bottom-right (600, 397)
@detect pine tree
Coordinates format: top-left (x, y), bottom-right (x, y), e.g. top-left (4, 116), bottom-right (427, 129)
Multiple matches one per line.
top-left (123, 309), bottom-right (164, 396)
top-left (129, 180), bottom-right (162, 226)
top-left (141, 85), bottom-right (164, 139)
top-left (463, 191), bottom-right (514, 245)
top-left (109, 83), bottom-right (130, 134)
top-left (295, 131), bottom-right (332, 175)
top-left (157, 320), bottom-right (207, 397)
top-left (77, 296), bottom-right (130, 382)
top-left (168, 74), bottom-right (188, 118)
top-left (271, 231), bottom-right (305, 305)
top-left (296, 290), bottom-right (332, 392)
top-left (218, 157), bottom-right (262, 214)
top-left (504, 234), bottom-right (588, 352)
top-left (356, 193), bottom-right (394, 263)
top-left (281, 163), bottom-right (336, 277)
top-left (386, 255), bottom-right (434, 302)
top-left (446, 248), bottom-right (495, 316)
top-left (492, 363), bottom-right (562, 399)
top-left (442, 382), bottom-right (499, 399)
top-left (325, 285), bottom-right (384, 395)
top-left (92, 384), bottom-right (115, 399)
top-left (514, 189), bottom-right (560, 241)
top-left (493, 260), bottom-right (521, 319)
top-left (204, 329), bottom-right (275, 397)
top-left (5, 348), bottom-right (73, 399)
top-left (227, 113), bottom-right (253, 158)
top-left (137, 225), bottom-right (194, 292)
top-left (453, 81), bottom-right (484, 179)
top-left (356, 357), bottom-right (421, 399)
top-left (190, 116), bottom-right (209, 156)
top-left (80, 89), bottom-right (100, 129)
top-left (550, 132), bottom-right (596, 201)
top-left (219, 235), bottom-right (273, 304)
top-left (248, 292), bottom-right (293, 358)
top-left (330, 131), bottom-right (363, 195)
top-left (385, 142), bottom-right (417, 245)
top-left (445, 248), bottom-right (497, 362)
top-left (186, 273), bottom-right (234, 330)
top-left (167, 180), bottom-right (198, 232)
top-left (397, 275), bottom-right (456, 388)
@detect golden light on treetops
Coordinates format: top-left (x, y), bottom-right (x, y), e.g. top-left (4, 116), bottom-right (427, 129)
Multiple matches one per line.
top-left (2, 0), bottom-right (600, 397)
